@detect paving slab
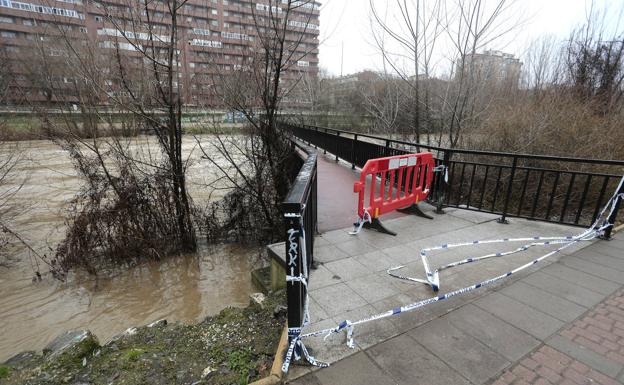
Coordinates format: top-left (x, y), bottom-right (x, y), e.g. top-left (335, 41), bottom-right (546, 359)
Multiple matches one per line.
top-left (499, 281), bottom-right (588, 322)
top-left (474, 292), bottom-right (564, 340)
top-left (345, 273), bottom-right (400, 304)
top-left (318, 229), bottom-right (354, 245)
top-left (560, 256), bottom-right (624, 284)
top-left (539, 262), bottom-right (620, 295)
top-left (309, 282), bottom-right (368, 316)
top-left (323, 257), bottom-right (371, 282)
top-left (312, 352), bottom-right (396, 385)
top-left (409, 317), bottom-right (510, 384)
top-left (590, 237), bottom-right (624, 253)
top-left (333, 238), bottom-right (378, 257)
top-left (520, 270), bottom-right (606, 308)
top-left (367, 334), bottom-right (471, 385)
top-left (309, 264), bottom-right (342, 290)
top-left (354, 250), bottom-right (399, 272)
top-left (574, 249), bottom-right (624, 271)
top-left (314, 244), bottom-right (350, 263)
top-left (445, 303), bottom-right (541, 362)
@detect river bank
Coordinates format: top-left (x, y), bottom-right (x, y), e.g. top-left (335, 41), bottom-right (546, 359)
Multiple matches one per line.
top-left (0, 290), bottom-right (286, 385)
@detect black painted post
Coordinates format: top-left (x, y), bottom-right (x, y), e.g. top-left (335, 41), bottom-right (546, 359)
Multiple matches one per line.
top-left (323, 128), bottom-right (328, 154)
top-left (335, 132), bottom-right (340, 162)
top-left (603, 179), bottom-right (624, 240)
top-left (498, 156), bottom-right (518, 224)
top-left (351, 134), bottom-right (357, 169)
top-left (284, 210), bottom-right (303, 353)
top-left (436, 150), bottom-right (451, 214)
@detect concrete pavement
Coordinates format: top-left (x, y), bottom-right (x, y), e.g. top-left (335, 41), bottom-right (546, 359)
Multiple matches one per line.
top-left (287, 227), bottom-right (624, 385)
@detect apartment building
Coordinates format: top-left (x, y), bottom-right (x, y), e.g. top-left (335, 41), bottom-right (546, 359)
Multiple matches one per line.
top-left (456, 49), bottom-right (522, 88)
top-left (0, 0), bottom-right (320, 106)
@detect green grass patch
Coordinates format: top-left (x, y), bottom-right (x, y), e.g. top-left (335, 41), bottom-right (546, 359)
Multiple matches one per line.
top-left (0, 365), bottom-right (10, 378)
top-left (122, 348), bottom-right (146, 362)
top-left (227, 348), bottom-right (255, 385)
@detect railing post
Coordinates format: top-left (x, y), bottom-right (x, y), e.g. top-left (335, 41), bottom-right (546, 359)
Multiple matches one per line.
top-left (335, 132), bottom-right (340, 162)
top-left (313, 125), bottom-right (318, 149)
top-left (323, 128), bottom-right (327, 154)
top-left (436, 150), bottom-right (451, 214)
top-left (351, 134), bottom-right (357, 169)
top-left (284, 209), bottom-right (303, 357)
top-left (602, 179), bottom-right (624, 240)
top-left (497, 156), bottom-right (517, 224)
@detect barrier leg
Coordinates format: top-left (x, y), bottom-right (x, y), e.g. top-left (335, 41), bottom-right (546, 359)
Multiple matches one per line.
top-left (396, 203), bottom-right (434, 220)
top-left (363, 218), bottom-right (397, 236)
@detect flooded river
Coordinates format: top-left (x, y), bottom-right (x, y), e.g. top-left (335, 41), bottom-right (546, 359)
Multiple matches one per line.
top-left (0, 136), bottom-right (257, 362)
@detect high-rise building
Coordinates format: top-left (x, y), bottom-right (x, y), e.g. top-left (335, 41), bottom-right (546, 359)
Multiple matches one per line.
top-left (0, 0), bottom-right (320, 106)
top-left (456, 49), bottom-right (522, 87)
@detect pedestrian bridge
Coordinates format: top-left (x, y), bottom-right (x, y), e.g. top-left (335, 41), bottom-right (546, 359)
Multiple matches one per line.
top-left (275, 122), bottom-right (624, 385)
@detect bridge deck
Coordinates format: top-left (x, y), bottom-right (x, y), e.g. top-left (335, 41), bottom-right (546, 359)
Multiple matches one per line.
top-left (286, 154), bottom-right (624, 385)
top-left (316, 152), bottom-right (404, 232)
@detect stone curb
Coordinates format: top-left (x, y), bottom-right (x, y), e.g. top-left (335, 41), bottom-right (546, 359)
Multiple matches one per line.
top-left (249, 324), bottom-right (288, 385)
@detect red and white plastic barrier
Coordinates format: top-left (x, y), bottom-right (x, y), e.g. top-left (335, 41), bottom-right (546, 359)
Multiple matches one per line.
top-left (351, 152), bottom-right (435, 235)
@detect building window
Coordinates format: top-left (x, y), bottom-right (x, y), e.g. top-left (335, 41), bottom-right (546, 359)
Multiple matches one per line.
top-left (95, 15), bottom-right (103, 21)
top-left (189, 38), bottom-right (222, 48)
top-left (1, 31), bottom-right (16, 38)
top-left (0, 0), bottom-right (82, 19)
top-left (0, 16), bottom-right (13, 23)
top-left (221, 31), bottom-right (250, 41)
top-left (79, 26), bottom-right (87, 33)
top-left (192, 27), bottom-right (210, 36)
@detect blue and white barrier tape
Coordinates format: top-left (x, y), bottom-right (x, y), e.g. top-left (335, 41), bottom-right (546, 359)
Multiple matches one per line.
top-left (349, 208), bottom-right (372, 235)
top-left (282, 176), bottom-right (623, 374)
top-left (388, 176), bottom-right (624, 292)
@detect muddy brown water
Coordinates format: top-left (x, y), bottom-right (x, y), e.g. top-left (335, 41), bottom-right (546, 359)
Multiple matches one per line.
top-left (0, 136), bottom-right (257, 362)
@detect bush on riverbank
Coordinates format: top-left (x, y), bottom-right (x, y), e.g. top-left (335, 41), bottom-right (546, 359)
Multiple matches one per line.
top-left (0, 291), bottom-right (286, 385)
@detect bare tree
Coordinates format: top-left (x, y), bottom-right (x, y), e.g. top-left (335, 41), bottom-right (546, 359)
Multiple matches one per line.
top-left (523, 35), bottom-right (561, 95)
top-left (564, 7), bottom-right (624, 114)
top-left (27, 0), bottom-right (198, 274)
top-left (370, 0), bottom-right (443, 143)
top-left (368, 0), bottom-right (523, 147)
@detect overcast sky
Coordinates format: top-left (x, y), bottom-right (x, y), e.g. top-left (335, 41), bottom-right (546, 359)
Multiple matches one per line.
top-left (317, 0), bottom-right (624, 77)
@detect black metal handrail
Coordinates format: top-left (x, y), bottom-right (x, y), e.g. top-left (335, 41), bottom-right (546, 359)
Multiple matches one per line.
top-left (282, 142), bottom-right (317, 344)
top-left (282, 121), bottom-right (624, 230)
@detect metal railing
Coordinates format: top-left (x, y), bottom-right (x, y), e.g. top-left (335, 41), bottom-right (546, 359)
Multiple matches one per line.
top-left (282, 122), bottom-right (624, 231)
top-left (282, 142), bottom-right (318, 344)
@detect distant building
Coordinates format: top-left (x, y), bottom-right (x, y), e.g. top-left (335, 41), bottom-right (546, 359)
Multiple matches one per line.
top-left (456, 50), bottom-right (522, 87)
top-left (324, 70), bottom-right (380, 105)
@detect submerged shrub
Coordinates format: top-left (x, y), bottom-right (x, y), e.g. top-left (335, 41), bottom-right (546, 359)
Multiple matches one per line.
top-left (53, 142), bottom-right (196, 277)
